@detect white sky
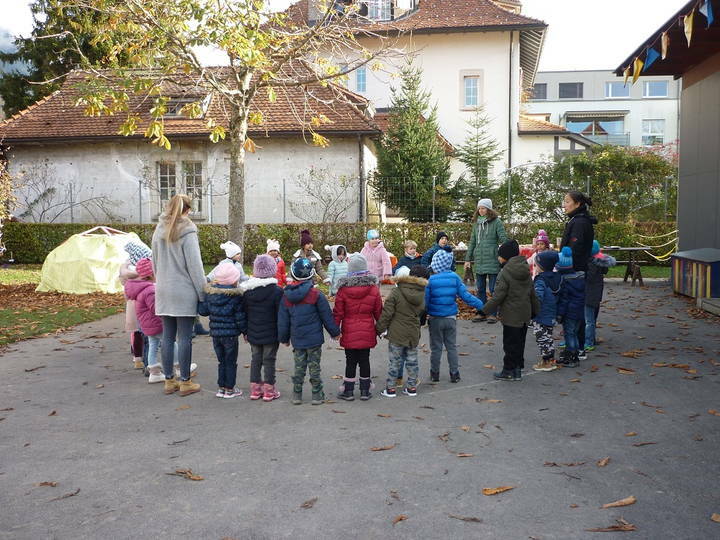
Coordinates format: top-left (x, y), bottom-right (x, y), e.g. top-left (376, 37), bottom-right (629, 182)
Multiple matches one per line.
top-left (2, 0), bottom-right (684, 72)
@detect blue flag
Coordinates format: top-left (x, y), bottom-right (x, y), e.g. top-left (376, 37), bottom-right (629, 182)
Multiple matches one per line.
top-left (700, 0), bottom-right (714, 27)
top-left (643, 47), bottom-right (661, 71)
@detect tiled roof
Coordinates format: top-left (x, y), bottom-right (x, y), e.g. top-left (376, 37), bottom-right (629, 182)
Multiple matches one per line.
top-left (287, 0), bottom-right (545, 33)
top-left (373, 110), bottom-right (454, 154)
top-left (0, 69), bottom-right (380, 143)
top-left (518, 114), bottom-right (568, 134)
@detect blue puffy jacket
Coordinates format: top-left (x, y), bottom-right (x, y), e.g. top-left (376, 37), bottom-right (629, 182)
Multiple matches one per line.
top-left (425, 271), bottom-right (484, 317)
top-left (197, 284), bottom-right (246, 337)
top-left (278, 281), bottom-right (340, 349)
top-left (556, 269), bottom-right (585, 321)
top-left (533, 270), bottom-right (562, 326)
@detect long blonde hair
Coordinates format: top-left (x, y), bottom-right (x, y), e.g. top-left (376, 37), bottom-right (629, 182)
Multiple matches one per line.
top-left (163, 194), bottom-right (192, 242)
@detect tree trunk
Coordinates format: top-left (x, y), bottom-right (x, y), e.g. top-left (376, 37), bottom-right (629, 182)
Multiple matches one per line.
top-left (228, 107), bottom-right (249, 248)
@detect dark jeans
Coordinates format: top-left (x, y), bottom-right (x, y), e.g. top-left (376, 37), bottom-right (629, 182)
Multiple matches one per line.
top-left (502, 324), bottom-right (528, 371)
top-left (476, 273), bottom-right (498, 315)
top-left (161, 316), bottom-right (194, 381)
top-left (345, 348), bottom-right (371, 379)
top-left (563, 318), bottom-right (581, 353)
top-left (212, 335), bottom-right (239, 388)
top-left (250, 343), bottom-right (279, 384)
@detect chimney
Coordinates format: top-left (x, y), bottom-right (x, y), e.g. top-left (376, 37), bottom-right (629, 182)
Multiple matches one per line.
top-left (491, 0), bottom-right (522, 14)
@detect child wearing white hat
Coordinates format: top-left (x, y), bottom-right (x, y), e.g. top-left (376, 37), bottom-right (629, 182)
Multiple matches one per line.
top-left (207, 241), bottom-right (249, 283)
top-left (266, 238), bottom-right (287, 287)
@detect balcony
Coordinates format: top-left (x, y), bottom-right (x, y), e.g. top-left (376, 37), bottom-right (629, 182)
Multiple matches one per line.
top-left (584, 133), bottom-right (631, 146)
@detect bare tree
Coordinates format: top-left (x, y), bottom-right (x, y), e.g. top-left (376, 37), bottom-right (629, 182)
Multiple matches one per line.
top-left (288, 167), bottom-right (357, 223)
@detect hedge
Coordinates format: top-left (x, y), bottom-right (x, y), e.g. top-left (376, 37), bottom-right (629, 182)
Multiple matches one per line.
top-left (1, 221), bottom-right (676, 265)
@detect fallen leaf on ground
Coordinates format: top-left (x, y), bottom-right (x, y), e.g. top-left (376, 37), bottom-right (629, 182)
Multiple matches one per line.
top-left (370, 444), bottom-right (396, 451)
top-left (570, 503), bottom-right (579, 508)
top-left (602, 495), bottom-right (636, 509)
top-left (709, 409), bottom-right (720, 417)
top-left (621, 350), bottom-right (644, 358)
top-left (413, 416), bottom-right (424, 420)
top-left (377, 414), bottom-right (392, 418)
top-left (694, 434), bottom-right (704, 441)
top-left (36, 481), bottom-right (57, 487)
top-left (0, 407), bottom-right (14, 412)
top-left (95, 384), bottom-right (104, 389)
top-left (300, 497), bottom-right (318, 509)
top-left (392, 515), bottom-right (408, 526)
top-left (544, 462), bottom-right (560, 467)
top-left (616, 367), bottom-right (636, 375)
top-left (483, 364), bottom-right (494, 369)
top-left (641, 401), bottom-right (661, 408)
top-left (652, 362), bottom-right (669, 368)
top-left (438, 432), bottom-right (450, 442)
top-left (670, 363), bottom-right (690, 369)
top-left (166, 468), bottom-right (203, 481)
top-left (420, 405), bottom-right (435, 410)
top-left (49, 488), bottom-right (80, 502)
top-left (625, 432), bottom-right (638, 437)
top-left (448, 514), bottom-right (482, 523)
top-left (331, 409), bottom-right (346, 414)
top-left (175, 404), bottom-right (191, 411)
top-left (597, 457), bottom-right (610, 467)
top-left (586, 518), bottom-right (637, 532)
top-left (458, 352), bottom-right (470, 356)
top-left (590, 365), bottom-right (599, 372)
top-left (570, 378), bottom-right (581, 383)
top-left (570, 433), bottom-right (585, 438)
top-left (459, 425), bottom-right (470, 432)
top-left (25, 365), bottom-right (46, 372)
top-left (482, 486), bottom-right (515, 496)
top-left (711, 513), bottom-right (720, 523)
top-left (476, 398), bottom-right (502, 403)
top-left (389, 490), bottom-right (400, 500)
top-left (632, 441), bottom-right (657, 447)
top-left (457, 453), bottom-right (474, 458)
top-left (331, 375), bottom-right (342, 379)
top-left (48, 410), bottom-right (57, 416)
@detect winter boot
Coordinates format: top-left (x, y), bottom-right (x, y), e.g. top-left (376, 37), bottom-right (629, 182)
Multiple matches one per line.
top-left (311, 390), bottom-right (325, 405)
top-left (359, 377), bottom-right (372, 401)
top-left (164, 377), bottom-right (180, 395)
top-left (338, 378), bottom-right (355, 401)
top-left (565, 351), bottom-right (580, 368)
top-left (450, 371), bottom-right (461, 383)
top-left (430, 371), bottom-right (440, 382)
top-left (513, 368), bottom-right (522, 381)
top-left (292, 391), bottom-right (302, 405)
top-left (262, 383), bottom-right (280, 402)
top-left (250, 382), bottom-right (264, 400)
top-left (556, 350), bottom-right (570, 366)
top-left (178, 379), bottom-right (201, 396)
top-left (493, 368), bottom-right (515, 381)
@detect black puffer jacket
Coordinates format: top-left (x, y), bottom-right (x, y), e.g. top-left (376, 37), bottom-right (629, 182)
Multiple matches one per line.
top-left (241, 277), bottom-right (283, 344)
top-left (561, 205), bottom-right (597, 272)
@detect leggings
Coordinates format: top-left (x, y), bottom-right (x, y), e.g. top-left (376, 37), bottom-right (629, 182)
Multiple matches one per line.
top-left (344, 348), bottom-right (371, 379)
top-left (161, 316), bottom-right (194, 381)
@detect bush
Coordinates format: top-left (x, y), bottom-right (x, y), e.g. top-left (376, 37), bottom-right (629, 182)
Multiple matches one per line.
top-left (1, 221), bottom-right (676, 265)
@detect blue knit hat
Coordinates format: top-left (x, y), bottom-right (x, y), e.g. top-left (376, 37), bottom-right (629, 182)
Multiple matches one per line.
top-left (430, 248), bottom-right (453, 273)
top-left (556, 246), bottom-right (574, 270)
top-left (536, 250), bottom-right (559, 272)
top-left (591, 240), bottom-right (600, 256)
top-left (366, 229), bottom-right (380, 240)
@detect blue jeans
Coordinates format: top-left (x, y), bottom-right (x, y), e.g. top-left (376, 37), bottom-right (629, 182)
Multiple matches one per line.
top-left (147, 335), bottom-right (161, 368)
top-left (563, 318), bottom-right (581, 353)
top-left (584, 306), bottom-right (598, 349)
top-left (476, 273), bottom-right (497, 315)
top-left (429, 317), bottom-right (458, 374)
top-left (387, 342), bottom-right (419, 388)
top-left (213, 336), bottom-right (239, 389)
top-left (161, 316), bottom-right (194, 381)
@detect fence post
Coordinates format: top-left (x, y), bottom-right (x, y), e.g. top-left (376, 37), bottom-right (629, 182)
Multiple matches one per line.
top-left (432, 175), bottom-right (436, 223)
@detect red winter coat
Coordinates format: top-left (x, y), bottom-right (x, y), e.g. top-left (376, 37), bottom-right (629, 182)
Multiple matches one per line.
top-left (333, 273), bottom-right (383, 349)
top-left (274, 257), bottom-right (287, 287)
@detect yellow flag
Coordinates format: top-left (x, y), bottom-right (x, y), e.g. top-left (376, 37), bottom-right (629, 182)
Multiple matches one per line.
top-left (632, 57), bottom-right (644, 84)
top-left (661, 32), bottom-right (669, 59)
top-left (623, 66), bottom-right (631, 86)
top-left (684, 9), bottom-right (695, 46)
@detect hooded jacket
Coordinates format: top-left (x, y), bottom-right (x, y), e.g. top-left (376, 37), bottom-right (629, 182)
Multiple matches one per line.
top-left (375, 275), bottom-right (428, 348)
top-left (421, 243), bottom-right (456, 271)
top-left (532, 270), bottom-right (562, 327)
top-left (467, 216), bottom-right (508, 275)
top-left (197, 283), bottom-right (246, 337)
top-left (123, 279), bottom-right (163, 336)
top-left (561, 205), bottom-right (598, 272)
top-left (392, 252), bottom-right (423, 274)
top-left (240, 277), bottom-right (283, 344)
top-left (556, 268), bottom-right (586, 320)
top-left (292, 248), bottom-right (327, 280)
top-left (481, 255), bottom-right (540, 327)
top-left (326, 245), bottom-right (349, 295)
top-left (152, 217), bottom-right (207, 317)
top-left (360, 241), bottom-right (392, 279)
top-left (585, 253), bottom-right (616, 308)
top-left (278, 280), bottom-right (340, 348)
top-left (332, 273), bottom-right (383, 349)
top-left (425, 270), bottom-right (484, 317)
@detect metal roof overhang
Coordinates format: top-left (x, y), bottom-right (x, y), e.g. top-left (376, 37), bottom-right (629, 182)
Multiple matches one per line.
top-left (519, 27), bottom-right (546, 88)
top-left (564, 110), bottom-right (629, 119)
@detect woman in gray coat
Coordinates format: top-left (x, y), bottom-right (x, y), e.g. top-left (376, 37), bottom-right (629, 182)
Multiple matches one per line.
top-left (152, 194), bottom-right (207, 397)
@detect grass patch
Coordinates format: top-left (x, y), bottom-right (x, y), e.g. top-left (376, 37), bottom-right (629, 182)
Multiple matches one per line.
top-left (0, 264), bottom-right (42, 284)
top-left (607, 265), bottom-right (670, 279)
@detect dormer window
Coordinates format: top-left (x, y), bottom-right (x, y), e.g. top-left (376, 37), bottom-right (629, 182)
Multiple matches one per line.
top-left (163, 95), bottom-right (211, 119)
top-left (367, 0), bottom-right (392, 21)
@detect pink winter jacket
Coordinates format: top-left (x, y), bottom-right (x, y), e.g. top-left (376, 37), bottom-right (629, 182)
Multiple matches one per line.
top-left (124, 279), bottom-right (163, 336)
top-left (361, 241), bottom-right (392, 279)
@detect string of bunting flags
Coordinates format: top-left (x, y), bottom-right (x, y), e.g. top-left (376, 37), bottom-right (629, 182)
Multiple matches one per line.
top-left (622, 0), bottom-right (715, 85)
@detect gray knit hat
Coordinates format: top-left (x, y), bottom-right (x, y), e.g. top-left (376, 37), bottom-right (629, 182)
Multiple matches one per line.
top-left (347, 253), bottom-right (368, 275)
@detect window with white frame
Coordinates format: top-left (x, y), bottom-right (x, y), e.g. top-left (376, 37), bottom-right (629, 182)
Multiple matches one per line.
top-left (356, 65), bottom-right (366, 92)
top-left (605, 81), bottom-right (630, 98)
top-left (643, 80), bottom-right (668, 98)
top-left (464, 76), bottom-right (479, 107)
top-left (157, 161), bottom-right (204, 214)
top-left (642, 119), bottom-right (665, 146)
top-left (367, 0), bottom-right (391, 20)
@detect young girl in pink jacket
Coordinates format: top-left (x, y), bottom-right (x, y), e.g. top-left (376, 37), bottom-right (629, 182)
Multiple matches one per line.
top-left (360, 229), bottom-right (392, 280)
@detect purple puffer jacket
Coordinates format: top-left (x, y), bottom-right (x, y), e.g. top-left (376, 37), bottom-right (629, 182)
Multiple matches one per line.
top-left (124, 279), bottom-right (163, 336)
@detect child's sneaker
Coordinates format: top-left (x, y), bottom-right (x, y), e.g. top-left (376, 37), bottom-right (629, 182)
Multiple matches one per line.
top-left (565, 352), bottom-right (580, 368)
top-left (262, 383), bottom-right (280, 402)
top-left (578, 350), bottom-right (588, 361)
top-left (215, 387), bottom-right (226, 398)
top-left (493, 369), bottom-right (514, 381)
top-left (381, 387), bottom-right (397, 398)
top-left (584, 345), bottom-right (596, 352)
top-left (148, 371), bottom-right (165, 383)
top-left (557, 341), bottom-right (566, 348)
top-left (513, 368), bottom-right (522, 381)
top-left (533, 361), bottom-right (558, 372)
top-left (292, 392), bottom-right (302, 405)
top-left (403, 386), bottom-right (417, 397)
top-left (450, 372), bottom-right (461, 383)
top-left (430, 371), bottom-right (440, 382)
top-left (223, 387), bottom-right (243, 399)
top-left (250, 382), bottom-right (264, 400)
top-left (311, 391), bottom-right (325, 405)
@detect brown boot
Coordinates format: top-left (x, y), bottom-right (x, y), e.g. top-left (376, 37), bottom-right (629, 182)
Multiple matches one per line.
top-left (164, 377), bottom-right (180, 394)
top-left (178, 379), bottom-right (201, 396)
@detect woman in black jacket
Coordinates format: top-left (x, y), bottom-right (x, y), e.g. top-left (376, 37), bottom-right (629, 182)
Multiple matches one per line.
top-left (560, 191), bottom-right (597, 272)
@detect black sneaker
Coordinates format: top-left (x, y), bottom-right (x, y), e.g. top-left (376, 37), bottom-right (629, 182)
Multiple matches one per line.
top-left (556, 350), bottom-right (571, 366)
top-left (402, 386), bottom-right (417, 397)
top-left (450, 372), bottom-right (461, 383)
top-left (565, 352), bottom-right (579, 368)
top-left (513, 368), bottom-right (522, 381)
top-left (578, 350), bottom-right (588, 361)
top-left (430, 371), bottom-right (440, 382)
top-left (493, 369), bottom-right (514, 381)
top-left (381, 387), bottom-right (397, 398)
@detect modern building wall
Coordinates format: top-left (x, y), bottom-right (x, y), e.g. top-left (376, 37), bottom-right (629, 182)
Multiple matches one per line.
top-left (526, 70), bottom-right (680, 148)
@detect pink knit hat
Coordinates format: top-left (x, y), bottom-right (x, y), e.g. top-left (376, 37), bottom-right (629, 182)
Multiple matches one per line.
top-left (534, 229), bottom-right (550, 246)
top-left (136, 258), bottom-right (154, 278)
top-left (213, 263), bottom-right (241, 285)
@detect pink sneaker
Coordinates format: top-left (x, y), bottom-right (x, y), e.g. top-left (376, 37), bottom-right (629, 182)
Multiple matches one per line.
top-left (250, 382), bottom-right (264, 400)
top-left (263, 383), bottom-right (280, 402)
